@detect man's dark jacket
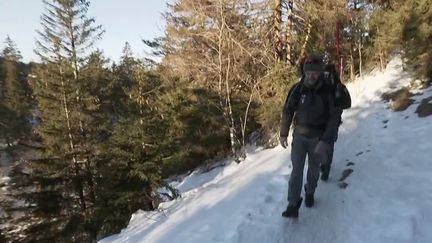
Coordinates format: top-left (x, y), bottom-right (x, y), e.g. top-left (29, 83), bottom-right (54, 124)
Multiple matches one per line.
top-left (280, 78), bottom-right (342, 143)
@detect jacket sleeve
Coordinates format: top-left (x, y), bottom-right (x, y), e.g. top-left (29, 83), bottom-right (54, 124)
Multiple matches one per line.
top-left (280, 84), bottom-right (299, 137)
top-left (320, 94), bottom-right (343, 142)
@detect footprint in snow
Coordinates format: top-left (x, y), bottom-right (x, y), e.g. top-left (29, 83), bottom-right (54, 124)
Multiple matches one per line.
top-left (264, 194), bottom-right (275, 204)
top-left (265, 183), bottom-right (279, 193)
top-left (338, 182), bottom-right (349, 189)
top-left (339, 168), bottom-right (354, 182)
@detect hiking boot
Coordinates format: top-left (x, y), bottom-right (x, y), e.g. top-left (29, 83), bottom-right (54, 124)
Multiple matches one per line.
top-left (321, 164), bottom-right (330, 181)
top-left (304, 185), bottom-right (314, 207)
top-left (282, 197), bottom-right (303, 218)
top-left (305, 193), bottom-right (314, 207)
top-left (321, 172), bottom-right (329, 181)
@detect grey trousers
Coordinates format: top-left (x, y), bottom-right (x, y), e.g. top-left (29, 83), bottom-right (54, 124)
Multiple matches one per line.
top-left (287, 132), bottom-right (321, 205)
top-left (321, 140), bottom-right (335, 174)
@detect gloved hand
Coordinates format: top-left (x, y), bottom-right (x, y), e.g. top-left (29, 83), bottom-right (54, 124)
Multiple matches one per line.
top-left (313, 140), bottom-right (330, 164)
top-left (280, 136), bottom-right (288, 149)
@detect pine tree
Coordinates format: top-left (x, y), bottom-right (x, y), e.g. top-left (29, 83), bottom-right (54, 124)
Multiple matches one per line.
top-left (0, 36), bottom-right (31, 148)
top-left (97, 60), bottom-right (164, 237)
top-left (366, 0), bottom-right (432, 81)
top-left (119, 42), bottom-right (137, 76)
top-left (399, 0), bottom-right (432, 81)
top-left (6, 0), bottom-right (105, 241)
top-left (156, 86), bottom-right (230, 176)
top-left (109, 42), bottom-right (139, 118)
top-left (2, 36), bottom-right (22, 60)
top-left (79, 49), bottom-right (115, 131)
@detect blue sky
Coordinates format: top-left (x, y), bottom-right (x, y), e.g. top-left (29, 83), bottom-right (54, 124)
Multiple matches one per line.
top-left (0, 0), bottom-right (169, 63)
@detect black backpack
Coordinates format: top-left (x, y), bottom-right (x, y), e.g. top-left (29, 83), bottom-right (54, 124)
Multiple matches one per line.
top-left (323, 64), bottom-right (351, 110)
top-left (287, 63), bottom-right (351, 110)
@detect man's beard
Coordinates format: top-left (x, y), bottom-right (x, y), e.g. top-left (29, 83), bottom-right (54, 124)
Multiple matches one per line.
top-left (304, 78), bottom-right (321, 89)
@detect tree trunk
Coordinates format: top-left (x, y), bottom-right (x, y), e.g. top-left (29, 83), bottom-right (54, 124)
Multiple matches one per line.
top-left (296, 20), bottom-right (312, 67)
top-left (66, 5), bottom-right (97, 210)
top-left (350, 40), bottom-right (355, 81)
top-left (217, 1), bottom-right (237, 158)
top-left (285, 0), bottom-right (294, 65)
top-left (60, 74), bottom-right (86, 212)
top-left (358, 40), bottom-right (362, 78)
top-left (240, 80), bottom-right (258, 160)
top-left (340, 56), bottom-right (344, 82)
top-left (274, 0), bottom-right (283, 62)
top-left (379, 50), bottom-right (384, 71)
top-left (55, 50), bottom-right (86, 211)
top-left (85, 159), bottom-right (96, 203)
top-left (225, 54), bottom-right (238, 159)
top-left (6, 137), bottom-right (11, 148)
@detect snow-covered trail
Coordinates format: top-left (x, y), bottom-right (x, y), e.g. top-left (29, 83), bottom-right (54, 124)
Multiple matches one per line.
top-left (101, 58), bottom-right (432, 243)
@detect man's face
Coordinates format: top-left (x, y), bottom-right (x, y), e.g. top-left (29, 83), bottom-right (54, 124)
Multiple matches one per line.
top-left (304, 71), bottom-right (321, 88)
top-left (305, 71), bottom-right (320, 81)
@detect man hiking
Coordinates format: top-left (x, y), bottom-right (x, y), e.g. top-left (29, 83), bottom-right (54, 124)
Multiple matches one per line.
top-left (279, 53), bottom-right (343, 218)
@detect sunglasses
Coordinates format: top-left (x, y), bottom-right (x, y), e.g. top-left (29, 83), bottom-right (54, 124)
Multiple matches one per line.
top-left (305, 58), bottom-right (321, 65)
top-left (305, 72), bottom-right (321, 79)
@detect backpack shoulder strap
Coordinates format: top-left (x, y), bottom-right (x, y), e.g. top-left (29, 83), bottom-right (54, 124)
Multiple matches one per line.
top-left (285, 80), bottom-right (303, 109)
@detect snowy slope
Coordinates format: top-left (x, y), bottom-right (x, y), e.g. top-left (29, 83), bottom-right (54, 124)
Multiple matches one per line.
top-left (100, 58), bottom-right (432, 243)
